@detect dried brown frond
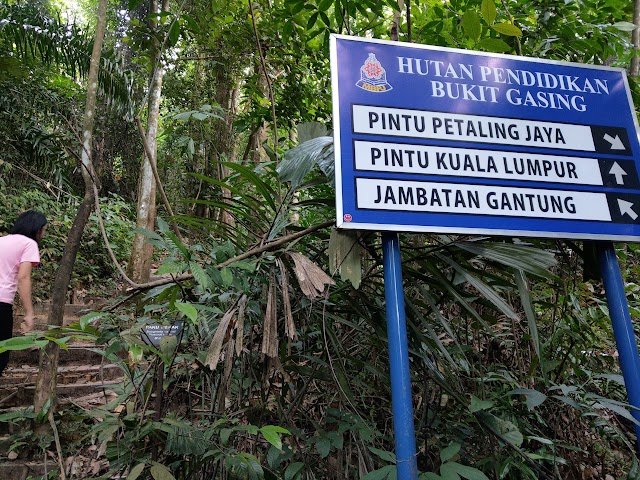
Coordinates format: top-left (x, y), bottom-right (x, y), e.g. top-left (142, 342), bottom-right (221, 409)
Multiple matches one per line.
top-left (278, 258), bottom-right (297, 340)
top-left (205, 307), bottom-right (236, 370)
top-left (261, 273), bottom-right (279, 358)
top-left (288, 252), bottom-right (335, 299)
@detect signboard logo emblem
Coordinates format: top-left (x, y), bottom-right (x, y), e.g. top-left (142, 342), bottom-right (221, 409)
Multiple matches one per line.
top-left (356, 53), bottom-right (392, 92)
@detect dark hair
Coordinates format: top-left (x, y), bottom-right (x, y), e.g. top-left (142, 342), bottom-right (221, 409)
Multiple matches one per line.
top-left (9, 210), bottom-right (47, 242)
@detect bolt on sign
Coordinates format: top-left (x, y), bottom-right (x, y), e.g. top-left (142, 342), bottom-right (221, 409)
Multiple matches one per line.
top-left (330, 34), bottom-right (640, 241)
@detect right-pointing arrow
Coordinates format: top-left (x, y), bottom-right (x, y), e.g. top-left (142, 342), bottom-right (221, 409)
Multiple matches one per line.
top-left (618, 199), bottom-right (638, 220)
top-left (604, 133), bottom-right (626, 150)
top-left (609, 162), bottom-right (628, 185)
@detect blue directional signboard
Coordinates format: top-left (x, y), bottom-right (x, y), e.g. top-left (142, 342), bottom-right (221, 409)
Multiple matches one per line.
top-left (330, 34), bottom-right (640, 240)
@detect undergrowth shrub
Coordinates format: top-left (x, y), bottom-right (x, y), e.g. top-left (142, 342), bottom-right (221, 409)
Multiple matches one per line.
top-left (0, 186), bottom-right (135, 299)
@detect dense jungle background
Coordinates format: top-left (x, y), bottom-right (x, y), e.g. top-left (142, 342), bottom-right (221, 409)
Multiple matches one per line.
top-left (2, 0), bottom-right (640, 478)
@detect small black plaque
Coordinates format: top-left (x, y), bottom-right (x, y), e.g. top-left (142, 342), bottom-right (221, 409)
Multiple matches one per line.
top-left (141, 320), bottom-right (184, 348)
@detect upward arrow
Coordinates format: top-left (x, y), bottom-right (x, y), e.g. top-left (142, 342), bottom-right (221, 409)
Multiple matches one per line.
top-left (609, 162), bottom-right (627, 185)
top-left (604, 133), bottom-right (626, 150)
top-left (618, 199), bottom-right (638, 220)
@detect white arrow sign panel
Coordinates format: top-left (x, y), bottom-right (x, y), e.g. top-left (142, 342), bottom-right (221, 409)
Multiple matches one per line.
top-left (353, 105), bottom-right (597, 152)
top-left (353, 141), bottom-right (604, 185)
top-left (356, 178), bottom-right (612, 221)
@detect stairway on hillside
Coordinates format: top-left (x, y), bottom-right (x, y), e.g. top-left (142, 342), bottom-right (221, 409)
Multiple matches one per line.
top-left (0, 302), bottom-right (124, 480)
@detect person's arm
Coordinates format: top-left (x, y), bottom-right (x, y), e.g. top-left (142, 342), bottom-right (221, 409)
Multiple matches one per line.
top-left (16, 261), bottom-right (34, 332)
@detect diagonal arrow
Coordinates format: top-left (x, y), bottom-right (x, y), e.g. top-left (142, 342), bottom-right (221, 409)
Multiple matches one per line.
top-left (609, 162), bottom-right (628, 185)
top-left (618, 199), bottom-right (638, 220)
top-left (604, 133), bottom-right (626, 150)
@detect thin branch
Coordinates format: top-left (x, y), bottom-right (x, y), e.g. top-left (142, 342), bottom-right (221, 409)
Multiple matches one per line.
top-left (48, 410), bottom-right (67, 480)
top-left (499, 0), bottom-right (522, 56)
top-left (124, 220), bottom-right (335, 293)
top-left (90, 175), bottom-right (143, 288)
top-left (248, 0), bottom-right (280, 203)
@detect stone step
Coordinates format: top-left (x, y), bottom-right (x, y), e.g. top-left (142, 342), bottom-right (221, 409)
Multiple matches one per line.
top-left (0, 377), bottom-right (124, 414)
top-left (1, 364), bottom-right (122, 388)
top-left (0, 461), bottom-right (48, 480)
top-left (0, 378), bottom-right (123, 410)
top-left (8, 342), bottom-right (113, 367)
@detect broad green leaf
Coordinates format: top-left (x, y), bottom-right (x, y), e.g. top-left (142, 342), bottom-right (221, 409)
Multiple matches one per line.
top-left (508, 388), bottom-right (547, 410)
top-left (442, 462), bottom-right (490, 480)
top-left (420, 474), bottom-right (443, 480)
top-left (176, 302), bottom-right (198, 322)
top-left (220, 428), bottom-right (233, 445)
top-left (315, 436), bottom-right (331, 458)
top-left (278, 136), bottom-right (334, 189)
top-left (595, 400), bottom-right (640, 426)
top-left (80, 311), bottom-right (106, 330)
top-left (155, 261), bottom-right (185, 275)
top-left (362, 465), bottom-right (395, 480)
top-left (501, 423), bottom-right (524, 446)
top-left (368, 446), bottom-right (396, 463)
top-left (150, 463), bottom-right (176, 480)
top-left (613, 21), bottom-right (636, 32)
top-left (526, 435), bottom-right (554, 445)
top-left (129, 343), bottom-right (143, 364)
top-left (492, 22), bottom-right (522, 37)
top-left (476, 38), bottom-right (512, 53)
top-left (469, 395), bottom-right (494, 413)
top-left (220, 267), bottom-right (233, 286)
top-left (551, 394), bottom-right (582, 410)
top-left (285, 462), bottom-right (305, 480)
top-left (0, 336), bottom-right (48, 354)
top-left (461, 10), bottom-right (481, 41)
top-left (439, 463), bottom-right (461, 480)
top-left (480, 0), bottom-right (496, 25)
top-left (127, 463), bottom-right (146, 480)
top-left (440, 443), bottom-right (461, 463)
top-left (259, 425), bottom-right (291, 451)
top-left (307, 11), bottom-right (319, 30)
top-left (167, 20), bottom-right (180, 47)
top-left (475, 412), bottom-right (523, 447)
top-left (190, 262), bottom-right (210, 289)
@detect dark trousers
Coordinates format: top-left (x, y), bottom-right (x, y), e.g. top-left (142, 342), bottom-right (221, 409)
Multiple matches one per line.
top-left (0, 302), bottom-right (13, 376)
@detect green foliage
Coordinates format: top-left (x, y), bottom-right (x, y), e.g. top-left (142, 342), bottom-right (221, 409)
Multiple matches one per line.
top-left (0, 0), bottom-right (638, 478)
top-left (0, 187), bottom-right (135, 296)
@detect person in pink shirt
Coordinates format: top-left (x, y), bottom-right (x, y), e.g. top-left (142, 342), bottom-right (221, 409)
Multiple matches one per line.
top-left (0, 210), bottom-right (47, 376)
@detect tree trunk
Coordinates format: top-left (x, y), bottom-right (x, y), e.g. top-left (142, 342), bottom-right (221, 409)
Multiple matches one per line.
top-left (128, 0), bottom-right (169, 283)
top-left (390, 0), bottom-right (406, 41)
top-left (631, 0), bottom-right (640, 76)
top-left (213, 66), bottom-right (238, 230)
top-left (34, 0), bottom-right (108, 413)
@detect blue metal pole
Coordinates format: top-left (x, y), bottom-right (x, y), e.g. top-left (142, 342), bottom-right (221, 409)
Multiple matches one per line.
top-left (382, 232), bottom-right (419, 479)
top-left (597, 241), bottom-right (640, 452)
